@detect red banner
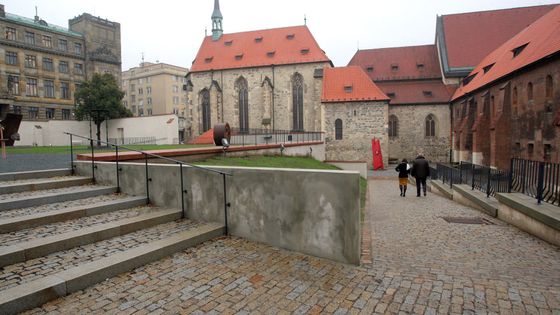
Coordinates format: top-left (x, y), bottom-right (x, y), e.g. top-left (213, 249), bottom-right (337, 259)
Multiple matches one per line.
top-left (372, 138), bottom-right (384, 170)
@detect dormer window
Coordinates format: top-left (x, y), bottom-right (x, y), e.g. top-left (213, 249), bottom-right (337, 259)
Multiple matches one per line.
top-left (366, 66), bottom-right (374, 72)
top-left (512, 43), bottom-right (529, 58)
top-left (391, 64), bottom-right (399, 71)
top-left (254, 37), bottom-right (263, 43)
top-left (387, 92), bottom-right (396, 98)
top-left (286, 34), bottom-right (295, 40)
top-left (267, 51), bottom-right (275, 58)
top-left (300, 48), bottom-right (309, 55)
top-left (462, 73), bottom-right (477, 85)
top-left (423, 91), bottom-right (433, 97)
top-left (224, 40), bottom-right (233, 46)
top-left (416, 63), bottom-right (425, 70)
top-left (344, 85), bottom-right (353, 93)
top-left (483, 63), bottom-right (495, 74)
top-left (235, 53), bottom-right (244, 60)
top-left (204, 57), bottom-right (213, 63)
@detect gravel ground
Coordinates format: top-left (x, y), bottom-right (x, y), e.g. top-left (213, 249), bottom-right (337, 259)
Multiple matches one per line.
top-left (0, 154), bottom-right (72, 173)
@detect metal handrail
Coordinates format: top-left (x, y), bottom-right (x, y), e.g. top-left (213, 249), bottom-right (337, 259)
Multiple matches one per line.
top-left (65, 132), bottom-right (232, 234)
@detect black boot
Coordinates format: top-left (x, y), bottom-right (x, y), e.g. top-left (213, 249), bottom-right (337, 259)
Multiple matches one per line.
top-left (399, 185), bottom-right (403, 196)
top-left (403, 186), bottom-right (407, 197)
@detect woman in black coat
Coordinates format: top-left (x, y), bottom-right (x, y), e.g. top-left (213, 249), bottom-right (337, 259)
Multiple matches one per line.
top-left (395, 159), bottom-right (410, 197)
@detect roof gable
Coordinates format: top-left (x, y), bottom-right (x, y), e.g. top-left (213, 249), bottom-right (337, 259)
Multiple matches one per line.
top-left (322, 66), bottom-right (389, 103)
top-left (452, 5), bottom-right (560, 101)
top-left (348, 45), bottom-right (442, 81)
top-left (439, 4), bottom-right (555, 71)
top-left (190, 25), bottom-right (331, 72)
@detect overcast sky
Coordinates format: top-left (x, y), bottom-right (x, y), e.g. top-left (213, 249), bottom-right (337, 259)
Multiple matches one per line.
top-left (4, 0), bottom-right (559, 70)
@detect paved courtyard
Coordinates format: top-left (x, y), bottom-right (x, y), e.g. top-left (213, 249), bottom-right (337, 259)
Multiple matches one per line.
top-left (23, 178), bottom-right (560, 314)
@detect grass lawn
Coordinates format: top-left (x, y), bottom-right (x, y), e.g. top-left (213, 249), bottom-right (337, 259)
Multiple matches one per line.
top-left (5, 144), bottom-right (211, 155)
top-left (195, 155), bottom-right (367, 216)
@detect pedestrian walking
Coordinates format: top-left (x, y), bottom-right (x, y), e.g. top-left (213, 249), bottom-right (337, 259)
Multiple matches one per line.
top-left (395, 159), bottom-right (410, 197)
top-left (411, 155), bottom-right (430, 197)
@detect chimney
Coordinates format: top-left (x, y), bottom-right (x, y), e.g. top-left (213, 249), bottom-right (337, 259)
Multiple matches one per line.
top-left (0, 5), bottom-right (5, 18)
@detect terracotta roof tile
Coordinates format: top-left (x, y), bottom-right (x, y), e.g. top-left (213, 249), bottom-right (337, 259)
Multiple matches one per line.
top-left (348, 45), bottom-right (442, 81)
top-left (377, 81), bottom-right (456, 105)
top-left (452, 5), bottom-right (560, 101)
top-left (322, 66), bottom-right (389, 103)
top-left (441, 4), bottom-right (556, 69)
top-left (190, 25), bottom-right (331, 72)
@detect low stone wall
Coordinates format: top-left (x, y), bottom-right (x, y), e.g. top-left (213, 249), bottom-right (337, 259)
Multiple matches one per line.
top-left (75, 161), bottom-right (361, 265)
top-left (325, 161), bottom-right (367, 179)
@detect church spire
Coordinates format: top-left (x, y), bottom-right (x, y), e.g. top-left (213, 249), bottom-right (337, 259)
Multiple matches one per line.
top-left (211, 0), bottom-right (223, 41)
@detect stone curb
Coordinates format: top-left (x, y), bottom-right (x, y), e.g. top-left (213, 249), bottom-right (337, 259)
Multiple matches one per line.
top-left (0, 209), bottom-right (181, 267)
top-left (0, 186), bottom-right (118, 212)
top-left (452, 184), bottom-right (499, 217)
top-left (0, 177), bottom-right (92, 195)
top-left (0, 196), bottom-right (148, 233)
top-left (0, 169), bottom-right (72, 182)
top-left (0, 222), bottom-right (225, 315)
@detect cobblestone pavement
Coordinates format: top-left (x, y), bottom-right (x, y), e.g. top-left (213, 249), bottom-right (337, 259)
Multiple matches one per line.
top-left (0, 205), bottom-right (155, 247)
top-left (0, 193), bottom-right (127, 219)
top-left (21, 179), bottom-right (560, 314)
top-left (0, 217), bottom-right (201, 292)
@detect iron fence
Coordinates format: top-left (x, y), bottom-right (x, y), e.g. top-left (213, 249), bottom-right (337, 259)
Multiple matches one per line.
top-left (510, 158), bottom-right (560, 205)
top-left (435, 162), bottom-right (508, 197)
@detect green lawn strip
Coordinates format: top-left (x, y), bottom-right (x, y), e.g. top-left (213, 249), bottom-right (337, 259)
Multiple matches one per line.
top-left (6, 144), bottom-right (211, 155)
top-left (195, 155), bottom-right (367, 218)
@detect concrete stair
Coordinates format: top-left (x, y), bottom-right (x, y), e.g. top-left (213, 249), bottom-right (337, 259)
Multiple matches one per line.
top-left (0, 169), bottom-right (225, 314)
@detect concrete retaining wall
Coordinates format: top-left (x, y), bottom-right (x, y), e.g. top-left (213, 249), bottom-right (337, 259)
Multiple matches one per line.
top-left (75, 161), bottom-right (361, 265)
top-left (326, 161), bottom-right (367, 179)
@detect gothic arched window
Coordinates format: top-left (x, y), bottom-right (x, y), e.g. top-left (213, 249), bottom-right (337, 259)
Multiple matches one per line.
top-left (527, 82), bottom-right (534, 101)
top-left (200, 89), bottom-right (211, 132)
top-left (335, 119), bottom-right (343, 140)
top-left (235, 77), bottom-right (249, 132)
top-left (425, 114), bottom-right (436, 138)
top-left (388, 115), bottom-right (398, 138)
top-left (292, 73), bottom-right (304, 131)
top-left (546, 75), bottom-right (553, 99)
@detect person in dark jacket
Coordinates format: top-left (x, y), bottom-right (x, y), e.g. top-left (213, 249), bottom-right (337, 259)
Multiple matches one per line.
top-left (395, 159), bottom-right (410, 197)
top-left (411, 155), bottom-right (430, 197)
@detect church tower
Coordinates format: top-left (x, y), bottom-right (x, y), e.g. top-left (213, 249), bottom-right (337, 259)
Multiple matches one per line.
top-left (211, 0), bottom-right (223, 41)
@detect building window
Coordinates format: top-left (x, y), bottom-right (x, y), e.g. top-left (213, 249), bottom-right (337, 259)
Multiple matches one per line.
top-left (24, 55), bottom-right (37, 68)
top-left (59, 61), bottom-right (69, 73)
top-left (366, 66), bottom-right (374, 72)
top-left (8, 75), bottom-right (19, 95)
top-left (173, 96), bottom-right (179, 105)
top-left (201, 89), bottom-right (211, 132)
top-left (236, 77), bottom-right (249, 132)
top-left (544, 144), bottom-right (552, 161)
top-left (512, 43), bottom-right (528, 58)
top-left (43, 58), bottom-right (53, 71)
top-left (546, 75), bottom-right (553, 99)
top-left (527, 82), bottom-right (533, 102)
top-left (512, 86), bottom-right (518, 116)
top-left (5, 51), bottom-right (17, 65)
top-left (5, 27), bottom-right (16, 40)
top-left (139, 99), bottom-right (144, 107)
top-left (335, 119), bottom-right (343, 140)
top-left (42, 35), bottom-right (52, 48)
top-left (62, 109), bottom-right (71, 120)
top-left (74, 43), bottom-right (82, 54)
top-left (74, 63), bottom-right (83, 75)
top-left (292, 73), bottom-right (304, 131)
top-left (131, 105), bottom-right (136, 114)
top-left (138, 107), bottom-right (144, 116)
top-left (130, 84), bottom-right (135, 92)
top-left (131, 95), bottom-right (136, 103)
top-left (173, 85), bottom-right (179, 93)
top-left (25, 31), bottom-right (35, 45)
top-left (425, 114), bottom-right (436, 137)
top-left (528, 143), bottom-right (534, 157)
top-left (26, 78), bottom-right (38, 96)
top-left (147, 97), bottom-right (152, 105)
top-left (146, 86), bottom-right (151, 94)
top-left (60, 82), bottom-right (70, 99)
top-left (388, 115), bottom-right (398, 138)
top-left (391, 64), bottom-right (399, 71)
top-left (28, 107), bottom-right (39, 119)
top-left (44, 80), bottom-right (55, 98)
top-left (13, 105), bottom-right (22, 115)
top-left (147, 108), bottom-right (153, 116)
top-left (46, 108), bottom-right (55, 119)
top-left (58, 39), bottom-right (68, 51)
top-left (138, 88), bottom-right (143, 95)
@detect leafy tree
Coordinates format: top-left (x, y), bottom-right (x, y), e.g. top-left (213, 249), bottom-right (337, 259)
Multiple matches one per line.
top-left (74, 73), bottom-right (131, 145)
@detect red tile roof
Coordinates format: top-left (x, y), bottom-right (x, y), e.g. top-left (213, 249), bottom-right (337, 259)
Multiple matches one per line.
top-left (377, 81), bottom-right (456, 105)
top-left (441, 4), bottom-right (556, 70)
top-left (452, 5), bottom-right (560, 101)
top-left (322, 66), bottom-right (389, 103)
top-left (190, 26), bottom-right (331, 72)
top-left (348, 45), bottom-right (442, 81)
top-left (189, 128), bottom-right (214, 144)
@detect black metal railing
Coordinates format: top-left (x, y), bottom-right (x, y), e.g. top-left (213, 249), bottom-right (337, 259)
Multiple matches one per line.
top-left (510, 158), bottom-right (560, 205)
top-left (228, 128), bottom-right (323, 146)
top-left (65, 132), bottom-right (233, 234)
top-left (436, 163), bottom-right (461, 188)
top-left (435, 162), bottom-right (508, 197)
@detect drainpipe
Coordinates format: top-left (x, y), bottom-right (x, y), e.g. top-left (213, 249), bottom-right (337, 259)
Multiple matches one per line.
top-left (272, 64), bottom-right (275, 131)
top-left (220, 70), bottom-right (224, 122)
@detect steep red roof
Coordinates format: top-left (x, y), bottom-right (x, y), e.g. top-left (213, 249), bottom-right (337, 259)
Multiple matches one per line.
top-left (452, 5), bottom-right (560, 101)
top-left (348, 45), bottom-right (442, 81)
top-left (189, 128), bottom-right (214, 144)
top-left (322, 66), bottom-right (389, 103)
top-left (190, 25), bottom-right (331, 72)
top-left (441, 4), bottom-right (556, 70)
top-left (377, 81), bottom-right (456, 105)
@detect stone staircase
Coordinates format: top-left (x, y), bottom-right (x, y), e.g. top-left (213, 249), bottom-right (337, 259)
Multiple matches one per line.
top-left (0, 169), bottom-right (224, 314)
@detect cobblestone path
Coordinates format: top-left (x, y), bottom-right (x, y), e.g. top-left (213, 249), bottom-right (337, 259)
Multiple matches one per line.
top-left (22, 179), bottom-right (560, 314)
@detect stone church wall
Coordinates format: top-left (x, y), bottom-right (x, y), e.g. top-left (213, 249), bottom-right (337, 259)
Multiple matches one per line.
top-left (388, 104), bottom-right (451, 163)
top-left (323, 101), bottom-right (389, 166)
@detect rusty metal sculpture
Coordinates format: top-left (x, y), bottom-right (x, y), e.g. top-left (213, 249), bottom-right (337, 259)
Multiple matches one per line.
top-left (213, 123), bottom-right (231, 146)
